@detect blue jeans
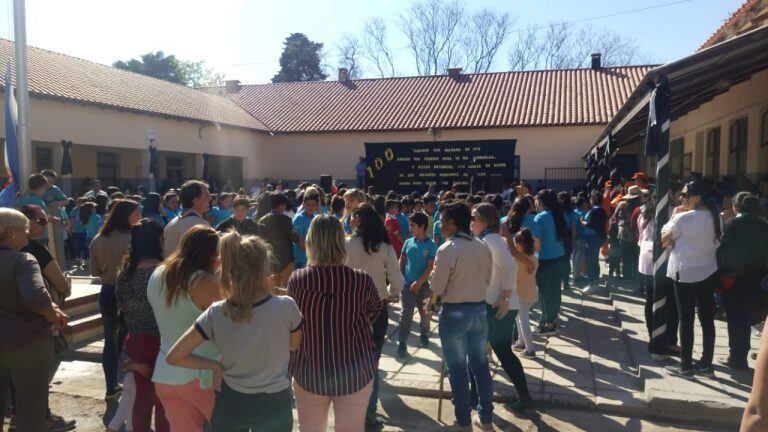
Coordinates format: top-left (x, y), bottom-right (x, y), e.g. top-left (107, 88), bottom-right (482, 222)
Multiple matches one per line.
top-left (584, 235), bottom-right (603, 281)
top-left (99, 284), bottom-right (124, 393)
top-left (439, 302), bottom-right (493, 426)
top-left (72, 232), bottom-right (89, 260)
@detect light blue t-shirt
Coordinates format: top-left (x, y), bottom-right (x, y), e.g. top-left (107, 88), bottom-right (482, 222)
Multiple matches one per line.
top-left (402, 236), bottom-right (438, 283)
top-left (292, 210), bottom-right (315, 267)
top-left (396, 213), bottom-right (410, 240)
top-left (433, 220), bottom-right (444, 246)
top-left (534, 210), bottom-right (566, 260)
top-left (85, 214), bottom-right (103, 240)
top-left (500, 213), bottom-right (540, 237)
top-left (164, 207), bottom-right (180, 222)
top-left (70, 207), bottom-right (85, 234)
top-left (42, 185), bottom-right (66, 205)
top-left (208, 206), bottom-right (233, 228)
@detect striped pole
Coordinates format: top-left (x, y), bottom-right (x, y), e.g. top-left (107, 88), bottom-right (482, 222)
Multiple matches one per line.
top-left (649, 76), bottom-right (671, 353)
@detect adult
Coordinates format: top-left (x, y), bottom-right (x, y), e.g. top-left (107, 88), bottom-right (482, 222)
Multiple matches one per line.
top-left (533, 190), bottom-right (570, 336)
top-left (215, 196), bottom-right (259, 236)
top-left (84, 179), bottom-right (109, 199)
top-left (345, 204), bottom-right (404, 430)
top-left (90, 199), bottom-right (141, 400)
top-left (717, 192), bottom-right (768, 370)
top-left (430, 202), bottom-right (494, 430)
top-left (356, 156), bottom-right (367, 188)
top-left (141, 192), bottom-right (167, 228)
top-left (163, 180), bottom-right (211, 258)
top-left (148, 226), bottom-right (221, 432)
top-left (288, 215), bottom-right (383, 432)
top-left (167, 231), bottom-right (302, 432)
top-left (257, 192), bottom-right (301, 286)
top-left (617, 185), bottom-right (643, 280)
top-left (293, 188), bottom-right (321, 269)
top-left (471, 203), bottom-right (534, 412)
top-left (558, 192), bottom-right (577, 291)
top-left (114, 219), bottom-right (169, 432)
top-left (0, 208), bottom-right (68, 431)
top-left (662, 180), bottom-right (721, 378)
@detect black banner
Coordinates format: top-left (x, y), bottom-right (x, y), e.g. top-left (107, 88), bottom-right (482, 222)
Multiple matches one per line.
top-left (364, 139), bottom-right (516, 194)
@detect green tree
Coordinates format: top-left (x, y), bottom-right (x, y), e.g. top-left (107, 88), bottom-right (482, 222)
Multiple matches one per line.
top-left (272, 33), bottom-right (328, 83)
top-left (113, 52), bottom-right (224, 87)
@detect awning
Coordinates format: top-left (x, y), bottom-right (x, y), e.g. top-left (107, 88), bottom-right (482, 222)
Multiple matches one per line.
top-left (588, 24), bottom-right (768, 156)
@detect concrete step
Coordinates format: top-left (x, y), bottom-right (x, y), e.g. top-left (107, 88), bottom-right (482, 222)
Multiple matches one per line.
top-left (63, 312), bottom-right (102, 344)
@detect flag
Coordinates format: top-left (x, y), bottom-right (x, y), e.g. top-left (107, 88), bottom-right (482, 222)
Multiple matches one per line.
top-left (0, 63), bottom-right (19, 207)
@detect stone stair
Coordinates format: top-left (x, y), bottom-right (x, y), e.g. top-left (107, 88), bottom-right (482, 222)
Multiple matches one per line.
top-left (62, 277), bottom-right (102, 345)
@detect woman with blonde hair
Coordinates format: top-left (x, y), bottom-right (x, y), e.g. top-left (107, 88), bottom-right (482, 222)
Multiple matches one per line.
top-left (148, 226), bottom-right (222, 432)
top-left (168, 231), bottom-right (303, 432)
top-left (288, 214), bottom-right (382, 432)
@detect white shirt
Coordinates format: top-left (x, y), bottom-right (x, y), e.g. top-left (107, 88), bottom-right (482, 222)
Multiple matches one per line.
top-left (481, 233), bottom-right (520, 310)
top-left (345, 236), bottom-right (404, 300)
top-left (637, 213), bottom-right (655, 276)
top-left (661, 209), bottom-right (720, 283)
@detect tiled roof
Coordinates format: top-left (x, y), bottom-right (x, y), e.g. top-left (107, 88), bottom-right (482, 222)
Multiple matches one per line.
top-left (699, 0), bottom-right (766, 50)
top-left (207, 66), bottom-right (652, 133)
top-left (0, 39), bottom-right (267, 130)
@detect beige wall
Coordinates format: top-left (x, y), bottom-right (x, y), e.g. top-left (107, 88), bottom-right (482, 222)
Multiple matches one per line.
top-left (670, 68), bottom-right (768, 181)
top-left (258, 126), bottom-right (603, 181)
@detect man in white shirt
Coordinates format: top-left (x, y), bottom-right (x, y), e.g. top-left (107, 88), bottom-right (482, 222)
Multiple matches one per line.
top-left (163, 180), bottom-right (211, 257)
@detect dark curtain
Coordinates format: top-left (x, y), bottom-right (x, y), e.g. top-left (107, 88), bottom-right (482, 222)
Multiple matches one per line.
top-left (60, 140), bottom-right (73, 175)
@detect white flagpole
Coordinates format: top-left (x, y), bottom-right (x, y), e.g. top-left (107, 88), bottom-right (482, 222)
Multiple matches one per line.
top-left (13, 0), bottom-right (31, 193)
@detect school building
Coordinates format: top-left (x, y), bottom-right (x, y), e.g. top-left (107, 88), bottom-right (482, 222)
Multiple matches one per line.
top-left (0, 36), bottom-right (650, 195)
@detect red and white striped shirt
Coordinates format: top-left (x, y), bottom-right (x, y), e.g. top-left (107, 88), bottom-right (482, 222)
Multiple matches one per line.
top-left (288, 265), bottom-right (383, 396)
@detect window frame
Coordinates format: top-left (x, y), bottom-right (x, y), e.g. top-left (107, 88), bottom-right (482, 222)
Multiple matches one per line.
top-left (706, 127), bottom-right (720, 178)
top-left (34, 146), bottom-right (53, 171)
top-left (729, 117), bottom-right (748, 177)
top-left (96, 151), bottom-right (119, 184)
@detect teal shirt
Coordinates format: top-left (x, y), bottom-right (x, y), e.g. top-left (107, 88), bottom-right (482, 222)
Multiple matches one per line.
top-left (85, 214), bottom-right (103, 239)
top-left (208, 206), bottom-right (233, 227)
top-left (292, 210), bottom-right (315, 268)
top-left (396, 213), bottom-right (410, 240)
top-left (402, 236), bottom-right (437, 283)
top-left (533, 210), bottom-right (566, 260)
top-left (43, 185), bottom-right (66, 205)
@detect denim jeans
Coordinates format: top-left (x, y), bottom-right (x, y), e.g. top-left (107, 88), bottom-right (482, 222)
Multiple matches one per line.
top-left (72, 231), bottom-right (89, 260)
top-left (99, 284), bottom-right (125, 393)
top-left (439, 302), bottom-right (493, 426)
top-left (366, 303), bottom-right (388, 420)
top-left (584, 235), bottom-right (602, 281)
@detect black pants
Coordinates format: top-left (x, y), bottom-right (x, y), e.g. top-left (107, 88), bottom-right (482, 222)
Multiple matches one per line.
top-left (470, 305), bottom-right (530, 403)
top-left (621, 240), bottom-right (638, 279)
top-left (642, 274), bottom-right (679, 352)
top-left (210, 383), bottom-right (293, 432)
top-left (367, 302), bottom-right (389, 419)
top-left (674, 275), bottom-right (716, 369)
top-left (722, 271), bottom-right (765, 363)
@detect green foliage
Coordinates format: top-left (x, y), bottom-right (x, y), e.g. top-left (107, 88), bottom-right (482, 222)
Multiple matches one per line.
top-left (272, 33), bottom-right (328, 83)
top-left (113, 51), bottom-right (223, 87)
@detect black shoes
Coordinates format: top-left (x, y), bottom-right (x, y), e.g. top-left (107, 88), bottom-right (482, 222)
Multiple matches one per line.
top-left (718, 356), bottom-right (749, 371)
top-left (663, 365), bottom-right (695, 379)
top-left (509, 397), bottom-right (536, 412)
top-left (397, 343), bottom-right (408, 358)
top-left (420, 333), bottom-right (430, 348)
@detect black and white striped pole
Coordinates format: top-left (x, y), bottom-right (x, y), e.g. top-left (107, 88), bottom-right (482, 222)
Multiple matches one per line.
top-left (647, 76), bottom-right (672, 354)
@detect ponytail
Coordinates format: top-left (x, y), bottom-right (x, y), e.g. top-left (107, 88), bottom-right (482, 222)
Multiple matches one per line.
top-left (705, 198), bottom-right (721, 240)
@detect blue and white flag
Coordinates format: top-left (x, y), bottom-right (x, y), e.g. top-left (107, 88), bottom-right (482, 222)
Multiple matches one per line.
top-left (0, 63), bottom-right (19, 207)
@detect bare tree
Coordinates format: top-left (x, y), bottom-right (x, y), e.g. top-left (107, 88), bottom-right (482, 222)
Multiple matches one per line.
top-left (399, 0), bottom-right (465, 75)
top-left (459, 9), bottom-right (515, 73)
top-left (508, 21), bottom-right (644, 71)
top-left (361, 17), bottom-right (397, 78)
top-left (336, 34), bottom-right (363, 79)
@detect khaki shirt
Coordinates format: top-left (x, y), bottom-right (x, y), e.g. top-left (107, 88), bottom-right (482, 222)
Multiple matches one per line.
top-left (429, 232), bottom-right (492, 304)
top-left (163, 210), bottom-right (210, 258)
top-left (90, 231), bottom-right (131, 286)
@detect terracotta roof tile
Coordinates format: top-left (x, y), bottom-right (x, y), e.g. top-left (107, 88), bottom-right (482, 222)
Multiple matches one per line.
top-left (699, 0), bottom-right (765, 50)
top-left (204, 66), bottom-right (651, 133)
top-left (0, 39), bottom-right (267, 130)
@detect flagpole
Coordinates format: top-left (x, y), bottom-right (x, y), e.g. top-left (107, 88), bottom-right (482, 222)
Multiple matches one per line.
top-left (13, 0), bottom-right (31, 193)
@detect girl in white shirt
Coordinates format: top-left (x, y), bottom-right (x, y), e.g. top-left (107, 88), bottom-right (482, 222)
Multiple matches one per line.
top-left (661, 180), bottom-right (721, 379)
top-left (471, 203), bottom-right (535, 412)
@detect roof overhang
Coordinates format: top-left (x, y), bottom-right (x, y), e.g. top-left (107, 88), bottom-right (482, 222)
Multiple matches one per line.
top-left (587, 24), bottom-right (768, 157)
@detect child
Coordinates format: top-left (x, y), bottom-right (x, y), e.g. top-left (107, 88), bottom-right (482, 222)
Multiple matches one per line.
top-left (107, 355), bottom-right (153, 432)
top-left (511, 228), bottom-right (538, 358)
top-left (396, 200), bottom-right (411, 240)
top-left (208, 193), bottom-right (234, 227)
top-left (166, 232), bottom-right (302, 432)
top-left (397, 212), bottom-right (437, 358)
top-left (385, 200), bottom-right (404, 258)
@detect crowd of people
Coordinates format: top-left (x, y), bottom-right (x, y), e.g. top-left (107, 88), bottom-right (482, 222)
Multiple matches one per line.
top-left (1, 168), bottom-right (768, 431)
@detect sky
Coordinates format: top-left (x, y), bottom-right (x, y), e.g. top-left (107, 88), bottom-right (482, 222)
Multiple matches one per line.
top-left (0, 0), bottom-right (747, 84)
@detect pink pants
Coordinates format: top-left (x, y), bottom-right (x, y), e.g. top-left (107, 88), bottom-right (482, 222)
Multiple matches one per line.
top-left (293, 380), bottom-right (373, 432)
top-left (155, 380), bottom-right (215, 432)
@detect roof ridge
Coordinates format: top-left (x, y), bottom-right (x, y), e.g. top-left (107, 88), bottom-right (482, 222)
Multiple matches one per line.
top-left (698, 0), bottom-right (762, 50)
top-left (224, 64), bottom-right (658, 88)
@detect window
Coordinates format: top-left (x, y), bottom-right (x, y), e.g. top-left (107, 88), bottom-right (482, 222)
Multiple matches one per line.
top-left (683, 153), bottom-right (692, 180)
top-left (729, 118), bottom-right (748, 177)
top-left (706, 128), bottom-right (720, 178)
top-left (762, 110), bottom-right (768, 147)
top-left (512, 155), bottom-right (521, 182)
top-left (670, 138), bottom-right (685, 180)
top-left (166, 157), bottom-right (183, 181)
top-left (35, 147), bottom-right (52, 171)
top-left (96, 152), bottom-right (118, 184)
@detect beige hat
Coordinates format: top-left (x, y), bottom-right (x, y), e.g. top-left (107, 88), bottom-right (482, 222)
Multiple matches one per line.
top-left (623, 185), bottom-right (646, 200)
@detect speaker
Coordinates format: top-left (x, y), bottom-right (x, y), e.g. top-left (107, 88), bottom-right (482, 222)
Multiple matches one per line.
top-left (489, 174), bottom-right (504, 193)
top-left (320, 175), bottom-right (333, 193)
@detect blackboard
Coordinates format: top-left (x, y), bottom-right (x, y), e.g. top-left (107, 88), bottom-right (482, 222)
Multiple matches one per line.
top-left (364, 139), bottom-right (517, 194)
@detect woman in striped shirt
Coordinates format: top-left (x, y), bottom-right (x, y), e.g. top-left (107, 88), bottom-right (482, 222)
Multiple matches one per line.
top-left (288, 214), bottom-right (383, 432)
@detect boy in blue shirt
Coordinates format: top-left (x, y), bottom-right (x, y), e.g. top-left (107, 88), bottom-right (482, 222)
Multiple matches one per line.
top-left (396, 200), bottom-right (411, 240)
top-left (293, 191), bottom-right (320, 268)
top-left (397, 212), bottom-right (437, 358)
